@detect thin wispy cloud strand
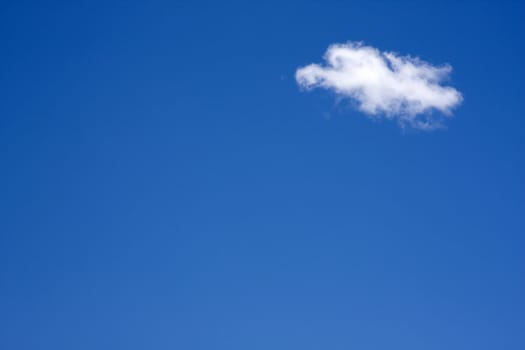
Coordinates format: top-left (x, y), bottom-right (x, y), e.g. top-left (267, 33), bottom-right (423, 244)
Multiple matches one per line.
top-left (296, 42), bottom-right (463, 129)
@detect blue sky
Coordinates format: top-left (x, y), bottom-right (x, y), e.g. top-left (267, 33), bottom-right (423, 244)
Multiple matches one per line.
top-left (1, 0), bottom-right (524, 349)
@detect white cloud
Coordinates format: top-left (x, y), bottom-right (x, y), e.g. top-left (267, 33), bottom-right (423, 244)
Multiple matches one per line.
top-left (296, 42), bottom-right (463, 129)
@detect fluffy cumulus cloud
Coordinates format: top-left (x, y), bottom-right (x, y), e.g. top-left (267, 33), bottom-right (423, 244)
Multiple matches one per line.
top-left (296, 42), bottom-right (462, 129)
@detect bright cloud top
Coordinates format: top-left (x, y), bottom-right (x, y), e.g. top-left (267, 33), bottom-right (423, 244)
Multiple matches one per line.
top-left (296, 42), bottom-right (462, 129)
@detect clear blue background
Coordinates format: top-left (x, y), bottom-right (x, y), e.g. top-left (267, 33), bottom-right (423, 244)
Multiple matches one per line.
top-left (1, 0), bottom-right (524, 349)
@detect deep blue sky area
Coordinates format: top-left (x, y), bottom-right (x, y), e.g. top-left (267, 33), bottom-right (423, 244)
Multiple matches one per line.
top-left (1, 0), bottom-right (524, 349)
